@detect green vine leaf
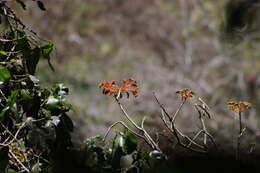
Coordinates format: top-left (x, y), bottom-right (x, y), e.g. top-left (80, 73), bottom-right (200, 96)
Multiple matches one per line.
top-left (0, 67), bottom-right (11, 82)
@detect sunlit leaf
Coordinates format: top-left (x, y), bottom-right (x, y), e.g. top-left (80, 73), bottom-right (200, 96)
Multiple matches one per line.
top-left (0, 67), bottom-right (11, 82)
top-left (0, 50), bottom-right (7, 56)
top-left (41, 41), bottom-right (54, 71)
top-left (149, 150), bottom-right (165, 160)
top-left (7, 90), bottom-right (19, 107)
top-left (20, 89), bottom-right (32, 101)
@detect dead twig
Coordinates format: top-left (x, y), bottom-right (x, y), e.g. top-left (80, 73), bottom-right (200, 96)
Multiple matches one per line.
top-left (153, 92), bottom-right (207, 153)
top-left (107, 97), bottom-right (161, 151)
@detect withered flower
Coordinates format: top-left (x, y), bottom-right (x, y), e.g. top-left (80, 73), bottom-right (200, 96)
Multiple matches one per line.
top-left (228, 101), bottom-right (251, 113)
top-left (99, 78), bottom-right (138, 98)
top-left (176, 88), bottom-right (194, 100)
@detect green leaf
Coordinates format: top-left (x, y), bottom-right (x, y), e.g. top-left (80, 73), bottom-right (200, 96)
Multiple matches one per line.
top-left (0, 67), bottom-right (11, 82)
top-left (6, 168), bottom-right (17, 173)
top-left (60, 101), bottom-right (76, 112)
top-left (41, 41), bottom-right (54, 71)
top-left (41, 41), bottom-right (54, 55)
top-left (45, 96), bottom-right (60, 111)
top-left (124, 131), bottom-right (137, 154)
top-left (84, 135), bottom-right (103, 147)
top-left (20, 89), bottom-right (32, 101)
top-left (7, 91), bottom-right (19, 107)
top-left (41, 108), bottom-right (52, 118)
top-left (0, 50), bottom-right (7, 56)
top-left (0, 107), bottom-right (9, 122)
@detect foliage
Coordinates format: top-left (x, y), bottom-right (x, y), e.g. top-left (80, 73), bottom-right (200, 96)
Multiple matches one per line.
top-left (0, 1), bottom-right (73, 172)
top-left (83, 132), bottom-right (158, 173)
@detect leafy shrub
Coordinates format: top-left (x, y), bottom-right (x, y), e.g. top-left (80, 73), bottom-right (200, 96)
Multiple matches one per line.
top-left (0, 1), bottom-right (74, 172)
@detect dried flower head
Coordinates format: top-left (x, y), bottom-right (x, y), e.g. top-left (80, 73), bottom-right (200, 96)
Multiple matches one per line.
top-left (228, 101), bottom-right (251, 113)
top-left (176, 88), bottom-right (194, 100)
top-left (99, 78), bottom-right (138, 99)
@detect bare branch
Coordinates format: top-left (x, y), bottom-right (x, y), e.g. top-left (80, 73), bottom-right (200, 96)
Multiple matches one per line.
top-left (9, 151), bottom-right (30, 173)
top-left (103, 121), bottom-right (145, 142)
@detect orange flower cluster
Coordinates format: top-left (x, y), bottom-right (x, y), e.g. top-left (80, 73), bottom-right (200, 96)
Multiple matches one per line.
top-left (176, 89), bottom-right (194, 100)
top-left (99, 78), bottom-right (138, 98)
top-left (228, 101), bottom-right (251, 113)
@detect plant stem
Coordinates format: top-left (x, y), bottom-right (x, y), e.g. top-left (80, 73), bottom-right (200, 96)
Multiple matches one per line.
top-left (115, 97), bottom-right (141, 131)
top-left (236, 112), bottom-right (242, 160)
top-left (239, 112), bottom-right (242, 134)
top-left (114, 97), bottom-right (161, 151)
top-left (171, 100), bottom-right (186, 125)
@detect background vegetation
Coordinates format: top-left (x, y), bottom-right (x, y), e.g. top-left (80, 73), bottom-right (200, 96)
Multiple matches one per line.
top-left (19, 0), bottom-right (260, 145)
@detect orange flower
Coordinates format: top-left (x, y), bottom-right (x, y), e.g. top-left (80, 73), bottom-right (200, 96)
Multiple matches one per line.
top-left (228, 101), bottom-right (251, 113)
top-left (176, 89), bottom-right (194, 100)
top-left (99, 78), bottom-right (138, 98)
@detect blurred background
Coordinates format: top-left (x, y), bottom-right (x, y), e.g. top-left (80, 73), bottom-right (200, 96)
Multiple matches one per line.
top-left (13, 0), bottom-right (260, 147)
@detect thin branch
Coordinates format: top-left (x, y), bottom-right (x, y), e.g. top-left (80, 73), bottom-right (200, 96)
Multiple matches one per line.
top-left (175, 127), bottom-right (205, 149)
top-left (5, 121), bottom-right (26, 146)
top-left (141, 117), bottom-right (161, 151)
top-left (113, 98), bottom-right (161, 151)
top-left (153, 92), bottom-right (172, 121)
top-left (153, 92), bottom-right (206, 153)
top-left (187, 130), bottom-right (203, 147)
top-left (103, 121), bottom-right (145, 141)
top-left (9, 151), bottom-right (30, 173)
top-left (202, 131), bottom-right (218, 151)
top-left (171, 100), bottom-right (186, 124)
top-left (114, 97), bottom-right (141, 131)
top-left (141, 116), bottom-right (146, 129)
top-left (237, 112), bottom-right (243, 160)
top-left (0, 89), bottom-right (7, 100)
